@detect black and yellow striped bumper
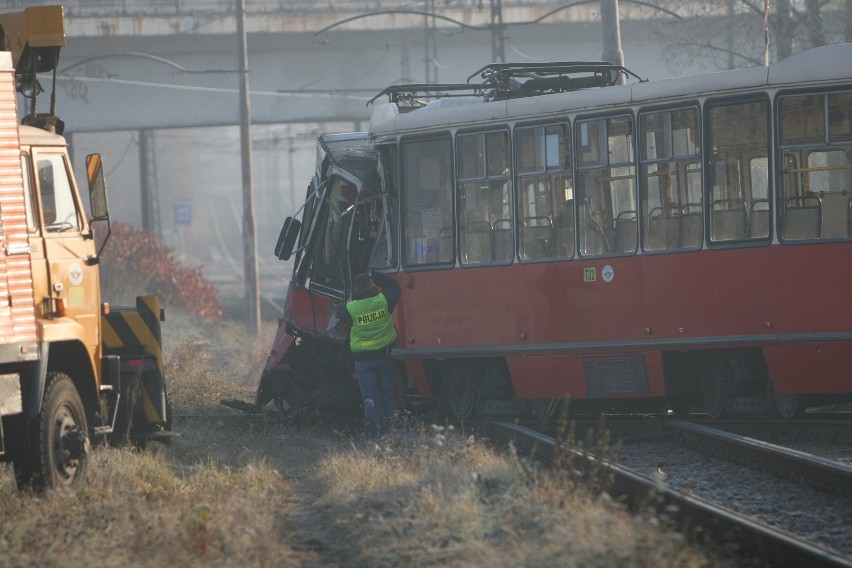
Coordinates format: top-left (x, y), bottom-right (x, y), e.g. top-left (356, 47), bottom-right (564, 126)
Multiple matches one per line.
top-left (102, 295), bottom-right (167, 426)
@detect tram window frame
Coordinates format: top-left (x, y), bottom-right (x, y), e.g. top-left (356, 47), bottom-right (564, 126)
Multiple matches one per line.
top-left (367, 143), bottom-right (400, 271)
top-left (455, 127), bottom-right (514, 266)
top-left (574, 113), bottom-right (638, 258)
top-left (399, 133), bottom-right (455, 269)
top-left (514, 121), bottom-right (575, 262)
top-left (638, 104), bottom-right (702, 253)
top-left (777, 89), bottom-right (852, 242)
top-left (704, 95), bottom-right (772, 247)
top-left (291, 181), bottom-right (319, 287)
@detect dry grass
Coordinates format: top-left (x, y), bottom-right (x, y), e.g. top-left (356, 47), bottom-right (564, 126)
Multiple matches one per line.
top-left (0, 314), bottom-right (729, 567)
top-left (0, 427), bottom-right (304, 567)
top-left (313, 422), bottom-right (724, 568)
top-left (162, 314), bottom-right (270, 414)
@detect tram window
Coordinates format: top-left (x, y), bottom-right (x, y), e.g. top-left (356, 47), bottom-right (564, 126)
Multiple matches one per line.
top-left (779, 95), bottom-right (825, 145)
top-left (828, 92), bottom-right (852, 143)
top-left (515, 123), bottom-right (574, 260)
top-left (457, 130), bottom-right (513, 265)
top-left (808, 151), bottom-right (847, 193)
top-left (401, 137), bottom-right (453, 266)
top-left (672, 109), bottom-right (699, 157)
top-left (319, 178), bottom-right (355, 269)
top-left (779, 91), bottom-right (852, 241)
top-left (575, 115), bottom-right (636, 256)
top-left (578, 120), bottom-right (607, 167)
top-left (707, 99), bottom-right (768, 244)
top-left (685, 162), bottom-right (702, 203)
top-left (750, 158), bottom-right (769, 200)
top-left (639, 107), bottom-right (701, 252)
top-left (749, 158), bottom-right (770, 238)
top-left (608, 117), bottom-right (634, 164)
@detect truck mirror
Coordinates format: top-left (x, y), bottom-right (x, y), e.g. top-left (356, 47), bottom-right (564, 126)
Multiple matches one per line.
top-left (274, 217), bottom-right (301, 260)
top-left (86, 153), bottom-right (109, 220)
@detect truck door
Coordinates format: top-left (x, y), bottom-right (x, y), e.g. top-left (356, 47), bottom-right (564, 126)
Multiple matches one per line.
top-left (29, 150), bottom-right (100, 357)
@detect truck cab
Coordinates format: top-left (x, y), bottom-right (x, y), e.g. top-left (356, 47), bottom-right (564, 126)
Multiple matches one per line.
top-left (21, 125), bottom-right (103, 375)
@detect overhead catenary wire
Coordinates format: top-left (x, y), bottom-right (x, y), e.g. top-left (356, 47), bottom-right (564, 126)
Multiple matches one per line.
top-left (54, 75), bottom-right (375, 101)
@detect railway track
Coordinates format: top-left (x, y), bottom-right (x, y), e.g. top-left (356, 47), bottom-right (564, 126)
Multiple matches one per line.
top-left (665, 420), bottom-right (852, 496)
top-left (538, 412), bottom-right (852, 442)
top-left (488, 420), bottom-right (852, 568)
top-left (687, 415), bottom-right (852, 444)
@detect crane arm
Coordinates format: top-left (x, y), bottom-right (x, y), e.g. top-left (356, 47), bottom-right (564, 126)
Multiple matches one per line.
top-left (0, 6), bottom-right (65, 133)
top-left (0, 5), bottom-right (65, 85)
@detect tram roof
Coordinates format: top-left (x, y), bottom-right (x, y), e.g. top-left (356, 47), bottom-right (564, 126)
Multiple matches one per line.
top-left (318, 132), bottom-right (375, 178)
top-left (317, 132), bottom-right (380, 194)
top-left (369, 43), bottom-right (852, 137)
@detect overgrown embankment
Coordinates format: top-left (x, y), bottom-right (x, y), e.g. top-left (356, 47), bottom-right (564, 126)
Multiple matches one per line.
top-left (0, 316), bottom-right (727, 567)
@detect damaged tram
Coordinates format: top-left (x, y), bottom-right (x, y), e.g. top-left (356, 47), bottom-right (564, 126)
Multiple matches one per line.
top-left (237, 45), bottom-right (852, 422)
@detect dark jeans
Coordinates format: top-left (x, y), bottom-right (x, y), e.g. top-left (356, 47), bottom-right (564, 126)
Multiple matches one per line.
top-left (354, 357), bottom-right (396, 439)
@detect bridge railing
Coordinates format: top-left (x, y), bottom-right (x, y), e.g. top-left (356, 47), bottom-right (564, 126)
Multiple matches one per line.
top-left (3, 0), bottom-right (390, 17)
top-left (6, 0), bottom-right (557, 17)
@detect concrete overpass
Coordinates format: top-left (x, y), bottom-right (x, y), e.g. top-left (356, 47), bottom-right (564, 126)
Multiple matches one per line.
top-left (53, 1), bottom-right (684, 132)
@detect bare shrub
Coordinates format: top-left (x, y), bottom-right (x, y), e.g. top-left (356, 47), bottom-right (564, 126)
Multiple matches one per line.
top-left (99, 222), bottom-right (222, 320)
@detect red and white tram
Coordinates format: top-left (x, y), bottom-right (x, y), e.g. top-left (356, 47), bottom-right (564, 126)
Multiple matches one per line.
top-left (259, 44), bottom-right (852, 421)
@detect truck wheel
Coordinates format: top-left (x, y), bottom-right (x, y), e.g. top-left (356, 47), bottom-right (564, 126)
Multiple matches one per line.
top-left (17, 373), bottom-right (90, 490)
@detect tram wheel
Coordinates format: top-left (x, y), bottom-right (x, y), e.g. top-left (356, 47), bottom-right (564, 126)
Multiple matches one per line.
top-left (700, 360), bottom-right (730, 419)
top-left (446, 363), bottom-right (479, 420)
top-left (771, 387), bottom-right (803, 420)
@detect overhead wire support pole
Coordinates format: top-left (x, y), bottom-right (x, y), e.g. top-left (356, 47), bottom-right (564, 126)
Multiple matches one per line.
top-left (424, 0), bottom-right (438, 83)
top-left (600, 0), bottom-right (626, 84)
top-left (139, 129), bottom-right (161, 235)
top-left (764, 0), bottom-right (771, 66)
top-left (491, 0), bottom-right (506, 63)
top-left (237, 0), bottom-right (260, 335)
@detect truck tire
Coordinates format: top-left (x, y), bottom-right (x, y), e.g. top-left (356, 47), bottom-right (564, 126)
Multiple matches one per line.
top-left (14, 372), bottom-right (90, 490)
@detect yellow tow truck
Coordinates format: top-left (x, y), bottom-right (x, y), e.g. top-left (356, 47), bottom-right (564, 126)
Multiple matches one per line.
top-left (0, 6), bottom-right (171, 490)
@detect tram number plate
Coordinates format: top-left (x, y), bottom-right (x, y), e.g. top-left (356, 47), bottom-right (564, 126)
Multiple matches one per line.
top-left (583, 267), bottom-right (596, 282)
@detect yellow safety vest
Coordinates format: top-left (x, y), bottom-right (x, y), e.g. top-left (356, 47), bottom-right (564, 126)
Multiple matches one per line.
top-left (346, 293), bottom-right (397, 352)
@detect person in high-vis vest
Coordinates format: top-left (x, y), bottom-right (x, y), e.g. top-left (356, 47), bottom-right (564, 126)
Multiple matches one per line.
top-left (343, 271), bottom-right (401, 439)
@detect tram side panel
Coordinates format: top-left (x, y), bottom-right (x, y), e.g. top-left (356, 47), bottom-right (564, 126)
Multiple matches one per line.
top-left (397, 237), bottom-right (852, 406)
top-left (396, 260), bottom-right (669, 404)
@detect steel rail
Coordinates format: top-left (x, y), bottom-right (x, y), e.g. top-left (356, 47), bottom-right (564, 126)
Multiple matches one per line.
top-left (666, 420), bottom-right (852, 496)
top-left (688, 416), bottom-right (852, 443)
top-left (489, 420), bottom-right (852, 568)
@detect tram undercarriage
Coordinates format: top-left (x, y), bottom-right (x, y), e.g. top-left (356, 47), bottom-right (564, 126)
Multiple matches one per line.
top-left (223, 340), bottom-right (850, 424)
